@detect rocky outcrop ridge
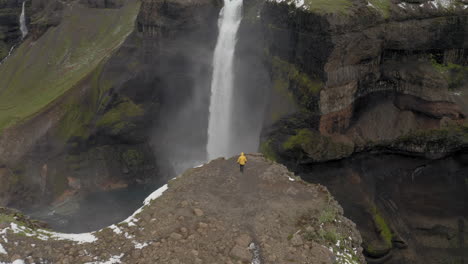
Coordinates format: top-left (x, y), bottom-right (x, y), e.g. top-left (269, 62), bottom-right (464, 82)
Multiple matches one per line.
top-left (0, 155), bottom-right (364, 264)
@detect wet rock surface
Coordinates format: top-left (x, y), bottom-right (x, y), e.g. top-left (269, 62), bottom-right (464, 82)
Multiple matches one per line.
top-left (0, 154), bottom-right (364, 264)
top-left (298, 152), bottom-right (468, 264)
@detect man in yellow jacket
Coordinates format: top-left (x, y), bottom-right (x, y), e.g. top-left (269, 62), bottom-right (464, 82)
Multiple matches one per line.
top-left (237, 152), bottom-right (247, 173)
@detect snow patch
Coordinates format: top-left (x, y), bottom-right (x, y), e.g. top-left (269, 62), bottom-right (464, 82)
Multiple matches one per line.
top-left (109, 225), bottom-right (122, 235)
top-left (399, 0), bottom-right (455, 9)
top-left (288, 176), bottom-right (295, 182)
top-left (133, 241), bottom-right (149, 249)
top-left (122, 184), bottom-right (168, 224)
top-left (0, 243), bottom-right (7, 254)
top-left (432, 0), bottom-right (454, 8)
top-left (7, 222), bottom-right (96, 244)
top-left (249, 242), bottom-right (262, 264)
top-left (398, 2), bottom-right (408, 8)
top-left (48, 232), bottom-right (97, 244)
top-left (328, 237), bottom-right (360, 264)
top-left (124, 232), bottom-right (134, 239)
top-left (266, 0), bottom-right (309, 10)
top-left (293, 0), bottom-right (304, 8)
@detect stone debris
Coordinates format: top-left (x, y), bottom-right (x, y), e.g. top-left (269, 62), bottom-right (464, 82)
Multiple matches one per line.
top-left (193, 208), bottom-right (204, 217)
top-left (0, 154), bottom-right (364, 264)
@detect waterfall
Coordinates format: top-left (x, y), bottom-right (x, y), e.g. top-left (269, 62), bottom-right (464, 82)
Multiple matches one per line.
top-left (20, 1), bottom-right (28, 39)
top-left (0, 45), bottom-right (16, 65)
top-left (206, 0), bottom-right (243, 161)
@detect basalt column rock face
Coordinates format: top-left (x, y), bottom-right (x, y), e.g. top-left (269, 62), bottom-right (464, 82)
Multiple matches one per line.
top-left (257, 0), bottom-right (468, 164)
top-left (253, 1), bottom-right (468, 263)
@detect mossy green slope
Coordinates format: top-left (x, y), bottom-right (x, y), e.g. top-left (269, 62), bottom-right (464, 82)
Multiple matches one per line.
top-left (274, 0), bottom-right (353, 14)
top-left (0, 1), bottom-right (140, 133)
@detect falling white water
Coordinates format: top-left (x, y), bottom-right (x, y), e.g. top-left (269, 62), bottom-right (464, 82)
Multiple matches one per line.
top-left (0, 45), bottom-right (15, 65)
top-left (20, 1), bottom-right (28, 39)
top-left (207, 0), bottom-right (243, 161)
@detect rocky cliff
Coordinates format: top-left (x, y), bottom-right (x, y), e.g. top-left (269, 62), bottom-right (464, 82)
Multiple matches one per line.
top-left (1, 0), bottom-right (465, 212)
top-left (0, 1), bottom-right (467, 262)
top-left (0, 155), bottom-right (365, 264)
top-left (255, 0), bottom-right (468, 163)
top-left (0, 0), bottom-right (220, 207)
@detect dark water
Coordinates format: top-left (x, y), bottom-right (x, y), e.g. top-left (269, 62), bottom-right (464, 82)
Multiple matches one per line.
top-left (298, 152), bottom-right (468, 264)
top-left (24, 184), bottom-right (157, 233)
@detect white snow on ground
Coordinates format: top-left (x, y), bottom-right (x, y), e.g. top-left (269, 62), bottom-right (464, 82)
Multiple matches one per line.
top-left (328, 245), bottom-right (359, 264)
top-left (0, 168), bottom-right (176, 262)
top-left (48, 232), bottom-right (97, 244)
top-left (123, 232), bottom-right (134, 239)
top-left (367, 2), bottom-right (375, 8)
top-left (398, 2), bottom-right (408, 8)
top-left (398, 0), bottom-right (457, 9)
top-left (328, 237), bottom-right (360, 264)
top-left (0, 243), bottom-right (6, 254)
top-left (288, 176), bottom-right (295, 181)
top-left (7, 223), bottom-right (96, 244)
top-left (432, 0), bottom-right (454, 8)
top-left (84, 254), bottom-right (124, 264)
top-left (132, 241), bottom-right (149, 249)
top-left (122, 184), bottom-right (168, 225)
top-left (0, 182), bottom-right (170, 252)
top-left (109, 225), bottom-right (122, 235)
top-left (293, 0), bottom-right (304, 8)
top-left (249, 243), bottom-right (261, 264)
top-left (266, 0), bottom-right (308, 9)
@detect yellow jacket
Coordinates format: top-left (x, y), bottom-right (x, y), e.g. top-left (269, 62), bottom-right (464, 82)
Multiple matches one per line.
top-left (237, 153), bottom-right (247, 165)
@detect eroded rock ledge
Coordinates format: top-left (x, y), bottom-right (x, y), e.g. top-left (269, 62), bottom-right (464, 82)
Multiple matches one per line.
top-left (0, 154), bottom-right (364, 264)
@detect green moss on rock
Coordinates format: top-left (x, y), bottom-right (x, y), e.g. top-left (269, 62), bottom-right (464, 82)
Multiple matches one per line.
top-left (305, 0), bottom-right (353, 14)
top-left (122, 149), bottom-right (144, 168)
top-left (371, 207), bottom-right (392, 247)
top-left (367, 0), bottom-right (391, 18)
top-left (0, 1), bottom-right (141, 133)
top-left (269, 56), bottom-right (323, 112)
top-left (96, 97), bottom-right (144, 134)
top-left (277, 0), bottom-right (353, 14)
top-left (392, 125), bottom-right (468, 155)
top-left (430, 57), bottom-right (468, 90)
top-left (260, 139), bottom-right (279, 162)
top-left (283, 129), bottom-right (354, 162)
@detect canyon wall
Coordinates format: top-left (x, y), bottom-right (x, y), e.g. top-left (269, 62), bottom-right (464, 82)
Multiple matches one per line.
top-left (256, 0), bottom-right (468, 164)
top-left (0, 0), bottom-right (221, 206)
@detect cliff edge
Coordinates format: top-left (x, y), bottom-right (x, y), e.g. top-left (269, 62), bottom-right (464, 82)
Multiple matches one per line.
top-left (0, 154), bottom-right (364, 264)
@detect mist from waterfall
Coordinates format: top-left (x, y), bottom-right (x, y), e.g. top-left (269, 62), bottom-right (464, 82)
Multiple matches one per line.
top-left (207, 0), bottom-right (243, 161)
top-left (20, 1), bottom-right (28, 39)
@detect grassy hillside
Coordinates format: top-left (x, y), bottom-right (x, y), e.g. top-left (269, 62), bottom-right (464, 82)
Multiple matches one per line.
top-left (0, 1), bottom-right (140, 133)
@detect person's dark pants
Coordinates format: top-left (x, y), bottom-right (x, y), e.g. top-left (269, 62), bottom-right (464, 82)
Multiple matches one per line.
top-left (240, 165), bottom-right (244, 173)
